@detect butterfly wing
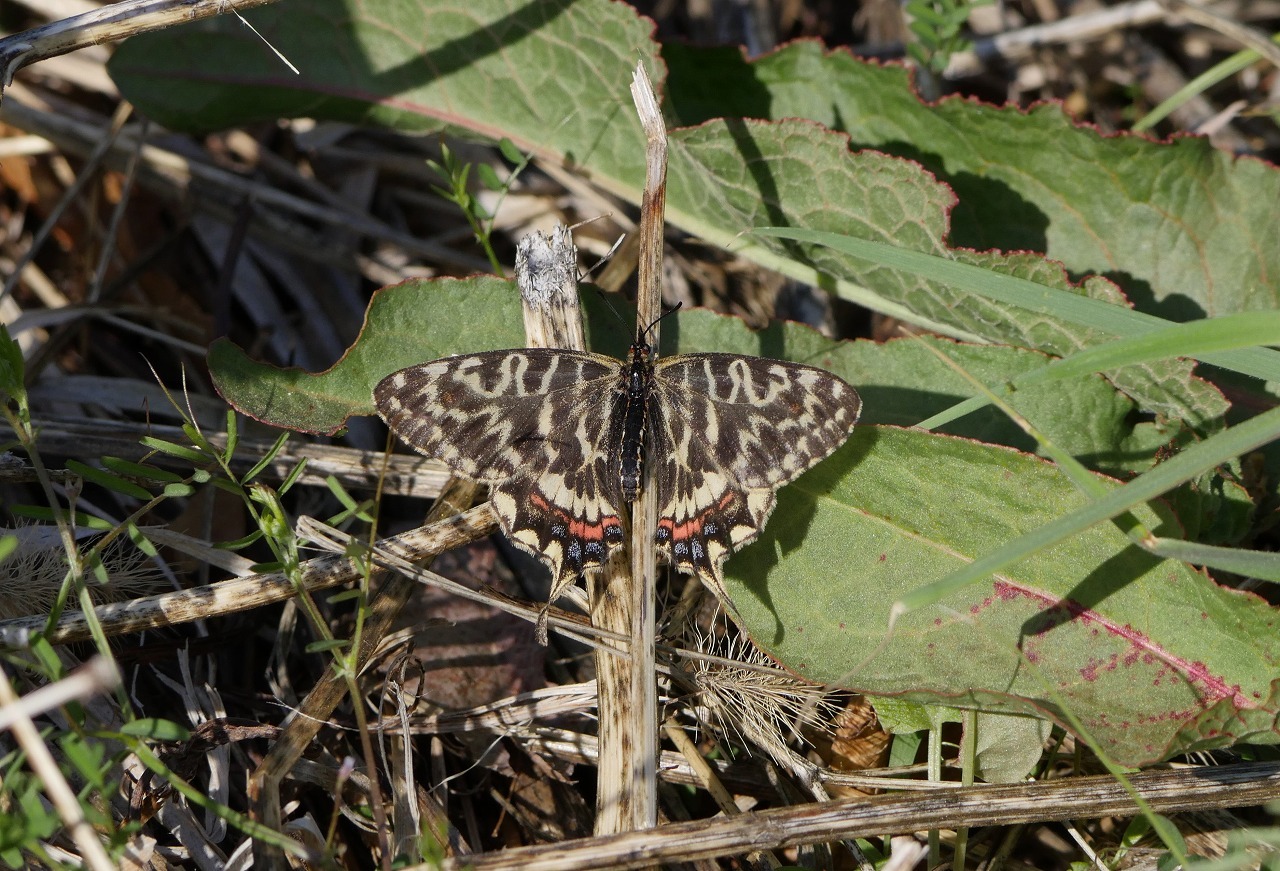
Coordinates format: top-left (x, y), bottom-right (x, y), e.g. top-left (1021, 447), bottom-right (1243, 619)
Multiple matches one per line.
top-left (375, 348), bottom-right (628, 598)
top-left (649, 353), bottom-right (861, 596)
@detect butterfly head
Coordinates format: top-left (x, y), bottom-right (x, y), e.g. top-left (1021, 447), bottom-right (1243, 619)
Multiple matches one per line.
top-left (632, 303), bottom-right (682, 361)
top-left (628, 339), bottom-right (655, 367)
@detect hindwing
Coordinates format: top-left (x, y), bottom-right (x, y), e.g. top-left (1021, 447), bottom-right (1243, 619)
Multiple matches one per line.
top-left (648, 353), bottom-right (862, 596)
top-left (375, 349), bottom-right (628, 597)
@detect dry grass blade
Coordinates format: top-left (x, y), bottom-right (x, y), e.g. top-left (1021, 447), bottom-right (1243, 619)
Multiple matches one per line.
top-left (0, 504), bottom-right (500, 648)
top-left (434, 762), bottom-right (1280, 871)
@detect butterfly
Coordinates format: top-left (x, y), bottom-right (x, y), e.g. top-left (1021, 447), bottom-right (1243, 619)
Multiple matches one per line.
top-left (375, 337), bottom-right (861, 604)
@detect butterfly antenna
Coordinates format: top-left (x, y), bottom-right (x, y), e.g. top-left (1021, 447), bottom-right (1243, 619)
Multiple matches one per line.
top-left (592, 286), bottom-right (632, 333)
top-left (589, 271), bottom-right (680, 344)
top-left (640, 301), bottom-right (682, 342)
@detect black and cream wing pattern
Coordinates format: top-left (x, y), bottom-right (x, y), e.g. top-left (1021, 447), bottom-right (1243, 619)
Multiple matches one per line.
top-left (374, 344), bottom-right (861, 602)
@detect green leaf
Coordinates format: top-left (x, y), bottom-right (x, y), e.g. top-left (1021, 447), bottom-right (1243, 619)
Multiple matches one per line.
top-left (87, 552), bottom-right (109, 584)
top-left (913, 310), bottom-right (1280, 433)
top-left (279, 458), bottom-right (308, 495)
top-left (970, 711), bottom-right (1052, 783)
top-left (65, 460), bottom-right (153, 501)
top-left (139, 436), bottom-right (209, 464)
top-left (869, 696), bottom-right (938, 734)
top-left (1, 772), bottom-right (59, 848)
top-left (897, 404), bottom-right (1280, 612)
top-left (119, 718), bottom-right (190, 741)
top-left (59, 733), bottom-right (110, 790)
top-left (305, 638), bottom-right (350, 654)
top-left (216, 530), bottom-right (264, 550)
top-left (909, 19), bottom-right (943, 41)
top-left (181, 423), bottom-right (212, 452)
top-left (9, 506), bottom-right (111, 530)
top-left (125, 522), bottom-right (158, 557)
top-left (662, 41), bottom-right (1280, 334)
top-left (30, 636), bottom-right (63, 679)
top-left (325, 475), bottom-right (359, 512)
top-left (887, 730), bottom-right (924, 769)
top-left (224, 409), bottom-right (239, 460)
top-left (1135, 46), bottom-right (1265, 133)
top-left (101, 456), bottom-right (184, 484)
top-left (906, 3), bottom-right (951, 26)
top-left (326, 588), bottom-right (364, 605)
top-left (243, 431), bottom-right (291, 483)
top-left (208, 277), bottom-right (524, 434)
top-left (723, 427), bottom-right (1280, 767)
top-left (110, 1), bottom-right (657, 175)
top-left (249, 484), bottom-right (292, 545)
top-left (498, 138), bottom-right (524, 165)
top-left (475, 162), bottom-right (504, 192)
top-left (0, 323), bottom-right (26, 412)
top-left (209, 278), bottom-right (1150, 468)
top-left (757, 229), bottom-right (1280, 391)
top-left (209, 477), bottom-right (246, 497)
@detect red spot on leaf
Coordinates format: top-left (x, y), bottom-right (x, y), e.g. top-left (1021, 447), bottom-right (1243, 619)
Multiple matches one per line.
top-left (989, 580), bottom-right (1253, 709)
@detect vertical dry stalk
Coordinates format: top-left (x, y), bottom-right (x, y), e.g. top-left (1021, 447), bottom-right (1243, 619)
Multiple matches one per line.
top-left (514, 222), bottom-right (651, 833)
top-left (626, 61), bottom-right (665, 828)
top-left (592, 62), bottom-right (667, 836)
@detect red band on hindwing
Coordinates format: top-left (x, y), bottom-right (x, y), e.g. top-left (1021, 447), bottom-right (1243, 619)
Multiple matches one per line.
top-left (530, 492), bottom-right (622, 543)
top-left (657, 490), bottom-right (737, 544)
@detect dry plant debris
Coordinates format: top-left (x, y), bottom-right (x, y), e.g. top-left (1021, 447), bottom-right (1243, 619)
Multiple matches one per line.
top-left (1, 0), bottom-right (1280, 869)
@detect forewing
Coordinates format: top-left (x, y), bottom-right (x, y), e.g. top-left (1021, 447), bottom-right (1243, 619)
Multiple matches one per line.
top-left (375, 348), bottom-right (627, 596)
top-left (649, 353), bottom-right (861, 594)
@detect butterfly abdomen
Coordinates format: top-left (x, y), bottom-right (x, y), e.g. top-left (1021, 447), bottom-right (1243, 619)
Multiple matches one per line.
top-left (617, 342), bottom-right (654, 501)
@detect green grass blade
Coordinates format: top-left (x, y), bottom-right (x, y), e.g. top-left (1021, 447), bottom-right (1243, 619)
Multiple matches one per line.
top-left (918, 311), bottom-right (1280, 430)
top-left (755, 227), bottom-right (1280, 383)
top-left (894, 405), bottom-right (1280, 615)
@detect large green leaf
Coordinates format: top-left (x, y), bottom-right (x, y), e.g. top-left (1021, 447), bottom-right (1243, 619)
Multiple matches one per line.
top-left (726, 427), bottom-right (1280, 767)
top-left (109, 1), bottom-right (654, 179)
top-left (109, 0), bottom-right (1240, 426)
top-left (665, 42), bottom-right (1280, 325)
top-left (208, 277), bottom-right (525, 434)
